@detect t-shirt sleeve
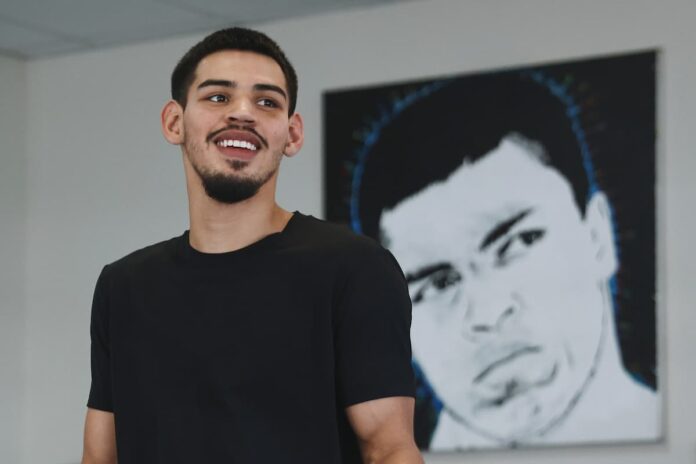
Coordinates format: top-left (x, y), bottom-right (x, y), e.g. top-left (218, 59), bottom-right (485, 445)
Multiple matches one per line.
top-left (334, 247), bottom-right (416, 407)
top-left (87, 265), bottom-right (114, 412)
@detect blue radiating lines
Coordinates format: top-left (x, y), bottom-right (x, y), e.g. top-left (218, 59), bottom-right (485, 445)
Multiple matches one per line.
top-left (347, 69), bottom-right (626, 407)
top-left (349, 81), bottom-right (450, 234)
top-left (526, 70), bottom-right (620, 300)
top-left (526, 71), bottom-right (600, 198)
top-left (412, 360), bottom-right (443, 413)
top-left (349, 71), bottom-right (620, 297)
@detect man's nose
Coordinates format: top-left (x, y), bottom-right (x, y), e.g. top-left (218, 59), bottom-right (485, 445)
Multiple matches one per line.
top-left (225, 98), bottom-right (256, 124)
top-left (460, 280), bottom-right (518, 342)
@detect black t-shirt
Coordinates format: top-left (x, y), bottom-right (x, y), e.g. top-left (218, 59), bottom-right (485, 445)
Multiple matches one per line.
top-left (87, 212), bottom-right (415, 463)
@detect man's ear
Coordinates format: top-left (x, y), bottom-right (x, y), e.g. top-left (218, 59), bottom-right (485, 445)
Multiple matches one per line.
top-left (584, 191), bottom-right (618, 279)
top-left (283, 112), bottom-right (304, 157)
top-left (161, 100), bottom-right (184, 145)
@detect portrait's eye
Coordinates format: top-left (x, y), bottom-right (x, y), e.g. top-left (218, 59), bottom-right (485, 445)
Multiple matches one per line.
top-left (412, 268), bottom-right (462, 303)
top-left (496, 229), bottom-right (546, 265)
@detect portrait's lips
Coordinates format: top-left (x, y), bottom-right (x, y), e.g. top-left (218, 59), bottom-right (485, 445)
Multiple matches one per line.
top-left (473, 344), bottom-right (542, 384)
top-left (474, 362), bottom-right (559, 410)
top-left (209, 128), bottom-right (266, 162)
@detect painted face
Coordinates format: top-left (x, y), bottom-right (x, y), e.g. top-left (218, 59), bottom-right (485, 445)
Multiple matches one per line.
top-left (380, 136), bottom-right (615, 442)
top-left (179, 50), bottom-right (300, 202)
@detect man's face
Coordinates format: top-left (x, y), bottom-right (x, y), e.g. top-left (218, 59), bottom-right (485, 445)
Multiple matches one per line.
top-left (173, 50), bottom-right (302, 203)
top-left (380, 136), bottom-right (615, 442)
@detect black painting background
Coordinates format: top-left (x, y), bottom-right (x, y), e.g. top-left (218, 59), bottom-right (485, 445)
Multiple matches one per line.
top-left (323, 51), bottom-right (657, 446)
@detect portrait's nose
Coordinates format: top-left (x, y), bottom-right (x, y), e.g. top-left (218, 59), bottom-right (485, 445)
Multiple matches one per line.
top-left (460, 279), bottom-right (518, 342)
top-left (225, 98), bottom-right (256, 125)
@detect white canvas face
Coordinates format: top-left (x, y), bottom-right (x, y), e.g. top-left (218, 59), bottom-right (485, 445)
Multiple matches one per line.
top-left (381, 136), bottom-right (618, 443)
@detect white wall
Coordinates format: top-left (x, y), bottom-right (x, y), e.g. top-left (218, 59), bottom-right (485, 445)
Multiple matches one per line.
top-left (0, 53), bottom-right (27, 464)
top-left (20, 0), bottom-right (696, 462)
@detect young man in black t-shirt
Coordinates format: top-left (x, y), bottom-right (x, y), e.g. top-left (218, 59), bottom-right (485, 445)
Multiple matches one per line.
top-left (80, 27), bottom-right (421, 464)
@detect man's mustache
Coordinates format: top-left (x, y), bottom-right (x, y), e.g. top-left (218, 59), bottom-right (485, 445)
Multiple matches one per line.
top-left (206, 125), bottom-right (268, 148)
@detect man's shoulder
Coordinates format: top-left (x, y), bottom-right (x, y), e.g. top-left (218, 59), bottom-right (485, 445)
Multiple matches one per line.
top-left (290, 213), bottom-right (405, 281)
top-left (104, 234), bottom-right (182, 276)
top-left (292, 213), bottom-right (384, 258)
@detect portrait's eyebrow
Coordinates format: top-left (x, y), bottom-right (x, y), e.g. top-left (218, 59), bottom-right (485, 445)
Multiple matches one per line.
top-left (405, 262), bottom-right (453, 285)
top-left (479, 208), bottom-right (534, 251)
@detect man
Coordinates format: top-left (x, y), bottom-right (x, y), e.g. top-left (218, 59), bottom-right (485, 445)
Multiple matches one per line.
top-left (354, 71), bottom-right (659, 450)
top-left (81, 27), bottom-right (422, 464)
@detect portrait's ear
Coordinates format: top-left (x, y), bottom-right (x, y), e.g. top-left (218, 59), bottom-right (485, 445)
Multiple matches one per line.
top-left (283, 112), bottom-right (304, 157)
top-left (585, 191), bottom-right (618, 279)
top-left (161, 100), bottom-right (184, 145)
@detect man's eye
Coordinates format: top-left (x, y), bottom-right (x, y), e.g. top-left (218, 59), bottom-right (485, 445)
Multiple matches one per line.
top-left (496, 229), bottom-right (546, 264)
top-left (412, 269), bottom-right (462, 303)
top-left (258, 98), bottom-right (279, 108)
top-left (207, 94), bottom-right (227, 103)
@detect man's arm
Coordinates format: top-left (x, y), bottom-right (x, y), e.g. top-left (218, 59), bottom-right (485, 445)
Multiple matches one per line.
top-left (81, 408), bottom-right (117, 464)
top-left (346, 396), bottom-right (423, 464)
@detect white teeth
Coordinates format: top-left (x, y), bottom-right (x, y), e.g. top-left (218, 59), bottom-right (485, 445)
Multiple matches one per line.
top-left (217, 139), bottom-right (258, 151)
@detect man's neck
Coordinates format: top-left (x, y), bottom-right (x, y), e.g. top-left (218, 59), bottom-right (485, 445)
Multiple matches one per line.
top-left (186, 175), bottom-right (292, 254)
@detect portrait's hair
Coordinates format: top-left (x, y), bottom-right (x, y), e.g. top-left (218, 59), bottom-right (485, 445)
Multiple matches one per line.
top-left (171, 27), bottom-right (298, 114)
top-left (356, 72), bottom-right (592, 239)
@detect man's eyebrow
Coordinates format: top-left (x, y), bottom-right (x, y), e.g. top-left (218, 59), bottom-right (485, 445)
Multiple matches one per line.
top-left (479, 208), bottom-right (533, 251)
top-left (253, 83), bottom-right (287, 101)
top-left (405, 263), bottom-right (452, 284)
top-left (197, 79), bottom-right (235, 90)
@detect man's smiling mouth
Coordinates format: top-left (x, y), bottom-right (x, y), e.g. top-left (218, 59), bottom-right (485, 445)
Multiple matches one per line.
top-left (208, 126), bottom-right (267, 149)
top-left (209, 127), bottom-right (266, 161)
top-left (216, 139), bottom-right (258, 151)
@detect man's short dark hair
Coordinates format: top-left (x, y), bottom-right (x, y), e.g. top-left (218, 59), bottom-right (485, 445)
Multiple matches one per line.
top-left (356, 71), bottom-right (592, 239)
top-left (171, 27), bottom-right (298, 114)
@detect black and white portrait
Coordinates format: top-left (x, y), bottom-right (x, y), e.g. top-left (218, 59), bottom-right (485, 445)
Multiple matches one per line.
top-left (324, 51), bottom-right (660, 451)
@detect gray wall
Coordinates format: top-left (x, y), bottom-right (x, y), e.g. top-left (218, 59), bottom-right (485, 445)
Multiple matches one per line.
top-left (6, 0), bottom-right (696, 462)
top-left (0, 53), bottom-right (27, 464)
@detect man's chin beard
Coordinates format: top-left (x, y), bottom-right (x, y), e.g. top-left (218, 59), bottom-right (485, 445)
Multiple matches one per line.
top-left (195, 162), bottom-right (276, 204)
